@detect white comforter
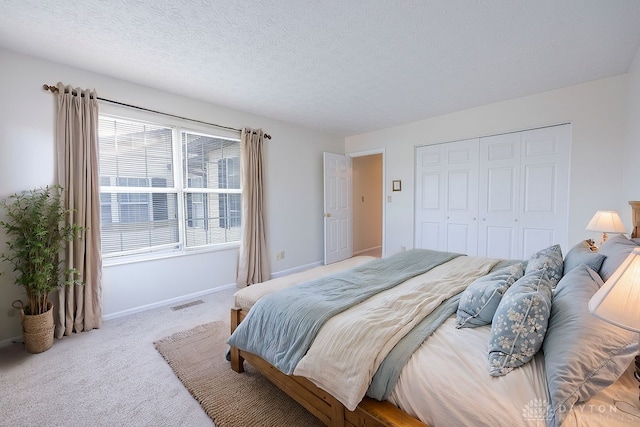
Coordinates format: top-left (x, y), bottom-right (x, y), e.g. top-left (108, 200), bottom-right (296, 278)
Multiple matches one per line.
top-left (293, 256), bottom-right (499, 411)
top-left (390, 316), bottom-right (639, 427)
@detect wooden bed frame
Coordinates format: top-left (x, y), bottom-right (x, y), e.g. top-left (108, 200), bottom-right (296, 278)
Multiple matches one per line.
top-left (630, 201), bottom-right (639, 238)
top-left (229, 308), bottom-right (427, 427)
top-left (229, 202), bottom-right (640, 427)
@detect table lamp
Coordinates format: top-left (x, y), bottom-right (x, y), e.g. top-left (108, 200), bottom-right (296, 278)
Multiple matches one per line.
top-left (589, 247), bottom-right (640, 407)
top-left (586, 210), bottom-right (626, 246)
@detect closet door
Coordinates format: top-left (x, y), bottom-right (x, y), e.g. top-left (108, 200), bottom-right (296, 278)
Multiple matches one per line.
top-left (478, 133), bottom-right (521, 259)
top-left (415, 144), bottom-right (445, 251)
top-left (415, 139), bottom-right (479, 255)
top-left (518, 125), bottom-right (571, 259)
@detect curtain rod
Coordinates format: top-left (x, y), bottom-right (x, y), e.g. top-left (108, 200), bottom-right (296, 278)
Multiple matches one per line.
top-left (42, 84), bottom-right (271, 140)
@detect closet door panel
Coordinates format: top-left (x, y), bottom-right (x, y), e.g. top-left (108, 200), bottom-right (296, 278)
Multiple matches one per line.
top-left (415, 124), bottom-right (570, 259)
top-left (484, 226), bottom-right (517, 259)
top-left (519, 125), bottom-right (571, 258)
top-left (446, 223), bottom-right (471, 255)
top-left (444, 139), bottom-right (479, 256)
top-left (478, 133), bottom-right (521, 258)
top-left (418, 222), bottom-right (441, 251)
top-left (522, 163), bottom-right (556, 213)
top-left (415, 140), bottom-right (479, 255)
top-left (415, 145), bottom-right (446, 250)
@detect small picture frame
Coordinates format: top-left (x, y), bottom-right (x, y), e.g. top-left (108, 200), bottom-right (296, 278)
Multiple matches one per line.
top-left (392, 180), bottom-right (402, 192)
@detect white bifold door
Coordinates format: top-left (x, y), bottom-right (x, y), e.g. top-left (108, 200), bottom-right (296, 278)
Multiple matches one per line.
top-left (414, 138), bottom-right (479, 256)
top-left (415, 124), bottom-right (571, 259)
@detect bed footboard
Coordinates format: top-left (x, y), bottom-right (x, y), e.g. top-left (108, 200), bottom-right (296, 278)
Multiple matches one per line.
top-left (229, 307), bottom-right (428, 427)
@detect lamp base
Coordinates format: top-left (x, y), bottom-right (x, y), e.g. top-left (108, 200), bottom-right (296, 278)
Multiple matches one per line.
top-left (600, 232), bottom-right (609, 247)
top-left (636, 355), bottom-right (640, 403)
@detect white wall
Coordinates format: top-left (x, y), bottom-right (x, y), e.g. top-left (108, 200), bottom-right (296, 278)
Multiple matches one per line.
top-left (346, 75), bottom-right (629, 256)
top-left (0, 48), bottom-right (344, 342)
top-left (623, 46), bottom-right (640, 220)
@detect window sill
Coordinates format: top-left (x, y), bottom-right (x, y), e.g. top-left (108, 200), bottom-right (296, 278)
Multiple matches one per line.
top-left (103, 242), bottom-right (240, 267)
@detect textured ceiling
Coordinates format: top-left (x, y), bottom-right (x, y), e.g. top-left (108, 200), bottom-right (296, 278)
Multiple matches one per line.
top-left (1, 1), bottom-right (640, 137)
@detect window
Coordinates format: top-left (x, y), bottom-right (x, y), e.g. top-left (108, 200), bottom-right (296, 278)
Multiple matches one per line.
top-left (218, 157), bottom-right (241, 228)
top-left (98, 116), bottom-right (241, 259)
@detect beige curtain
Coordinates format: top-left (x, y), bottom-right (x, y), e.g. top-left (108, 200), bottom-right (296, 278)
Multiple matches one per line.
top-left (236, 128), bottom-right (269, 287)
top-left (54, 82), bottom-right (102, 337)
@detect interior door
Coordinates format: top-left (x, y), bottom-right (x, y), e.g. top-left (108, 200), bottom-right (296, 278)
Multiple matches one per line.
top-left (324, 152), bottom-right (352, 265)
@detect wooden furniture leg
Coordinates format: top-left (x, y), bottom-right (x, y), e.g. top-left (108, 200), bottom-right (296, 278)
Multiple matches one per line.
top-left (230, 307), bottom-right (245, 373)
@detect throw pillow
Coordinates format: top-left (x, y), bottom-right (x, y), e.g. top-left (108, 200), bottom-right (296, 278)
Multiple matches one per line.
top-left (456, 263), bottom-right (524, 328)
top-left (488, 267), bottom-right (553, 376)
top-left (525, 244), bottom-right (564, 286)
top-left (543, 264), bottom-right (637, 427)
top-left (598, 235), bottom-right (640, 281)
top-left (562, 240), bottom-right (606, 276)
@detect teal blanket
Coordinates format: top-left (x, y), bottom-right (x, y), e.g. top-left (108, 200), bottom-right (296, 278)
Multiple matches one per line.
top-left (366, 293), bottom-right (462, 400)
top-left (227, 249), bottom-right (461, 375)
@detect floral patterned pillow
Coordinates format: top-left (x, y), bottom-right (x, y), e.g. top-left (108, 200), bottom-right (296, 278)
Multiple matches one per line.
top-left (455, 263), bottom-right (524, 328)
top-left (488, 266), bottom-right (554, 376)
top-left (525, 244), bottom-right (564, 286)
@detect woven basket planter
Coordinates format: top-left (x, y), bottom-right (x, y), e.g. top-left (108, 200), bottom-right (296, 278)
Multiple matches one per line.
top-left (13, 301), bottom-right (55, 354)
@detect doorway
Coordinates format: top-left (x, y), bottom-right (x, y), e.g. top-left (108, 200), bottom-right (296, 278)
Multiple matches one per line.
top-left (351, 152), bottom-right (383, 258)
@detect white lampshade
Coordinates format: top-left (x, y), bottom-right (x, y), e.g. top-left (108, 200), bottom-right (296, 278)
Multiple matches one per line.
top-left (586, 210), bottom-right (626, 245)
top-left (589, 247), bottom-right (640, 332)
top-left (586, 210), bottom-right (626, 234)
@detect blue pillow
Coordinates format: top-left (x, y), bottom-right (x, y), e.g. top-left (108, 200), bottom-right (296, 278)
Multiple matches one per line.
top-left (488, 267), bottom-right (554, 376)
top-left (543, 264), bottom-right (637, 427)
top-left (455, 263), bottom-right (524, 328)
top-left (562, 240), bottom-right (606, 276)
top-left (597, 235), bottom-right (640, 281)
top-left (525, 244), bottom-right (564, 286)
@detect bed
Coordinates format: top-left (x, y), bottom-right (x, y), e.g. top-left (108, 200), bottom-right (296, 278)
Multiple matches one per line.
top-left (228, 202), bottom-right (640, 427)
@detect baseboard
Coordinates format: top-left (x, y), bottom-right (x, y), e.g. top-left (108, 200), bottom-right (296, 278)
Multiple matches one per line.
top-left (1, 284), bottom-right (238, 346)
top-left (270, 260), bottom-right (323, 279)
top-left (0, 335), bottom-right (23, 349)
top-left (1, 265), bottom-right (322, 345)
top-left (102, 283), bottom-right (237, 321)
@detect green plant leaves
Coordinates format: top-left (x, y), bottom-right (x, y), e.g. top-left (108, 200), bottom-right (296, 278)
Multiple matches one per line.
top-left (0, 185), bottom-right (85, 315)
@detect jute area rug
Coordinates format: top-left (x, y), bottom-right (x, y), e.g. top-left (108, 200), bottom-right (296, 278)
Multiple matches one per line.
top-left (154, 321), bottom-right (324, 427)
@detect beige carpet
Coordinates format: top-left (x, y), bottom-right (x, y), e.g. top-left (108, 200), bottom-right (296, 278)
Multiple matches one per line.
top-left (154, 321), bottom-right (324, 427)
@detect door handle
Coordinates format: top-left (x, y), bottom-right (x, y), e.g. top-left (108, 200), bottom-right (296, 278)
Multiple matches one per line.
top-left (324, 213), bottom-right (332, 218)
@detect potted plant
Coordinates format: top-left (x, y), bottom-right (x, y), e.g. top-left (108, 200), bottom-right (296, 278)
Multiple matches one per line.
top-left (0, 185), bottom-right (83, 353)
